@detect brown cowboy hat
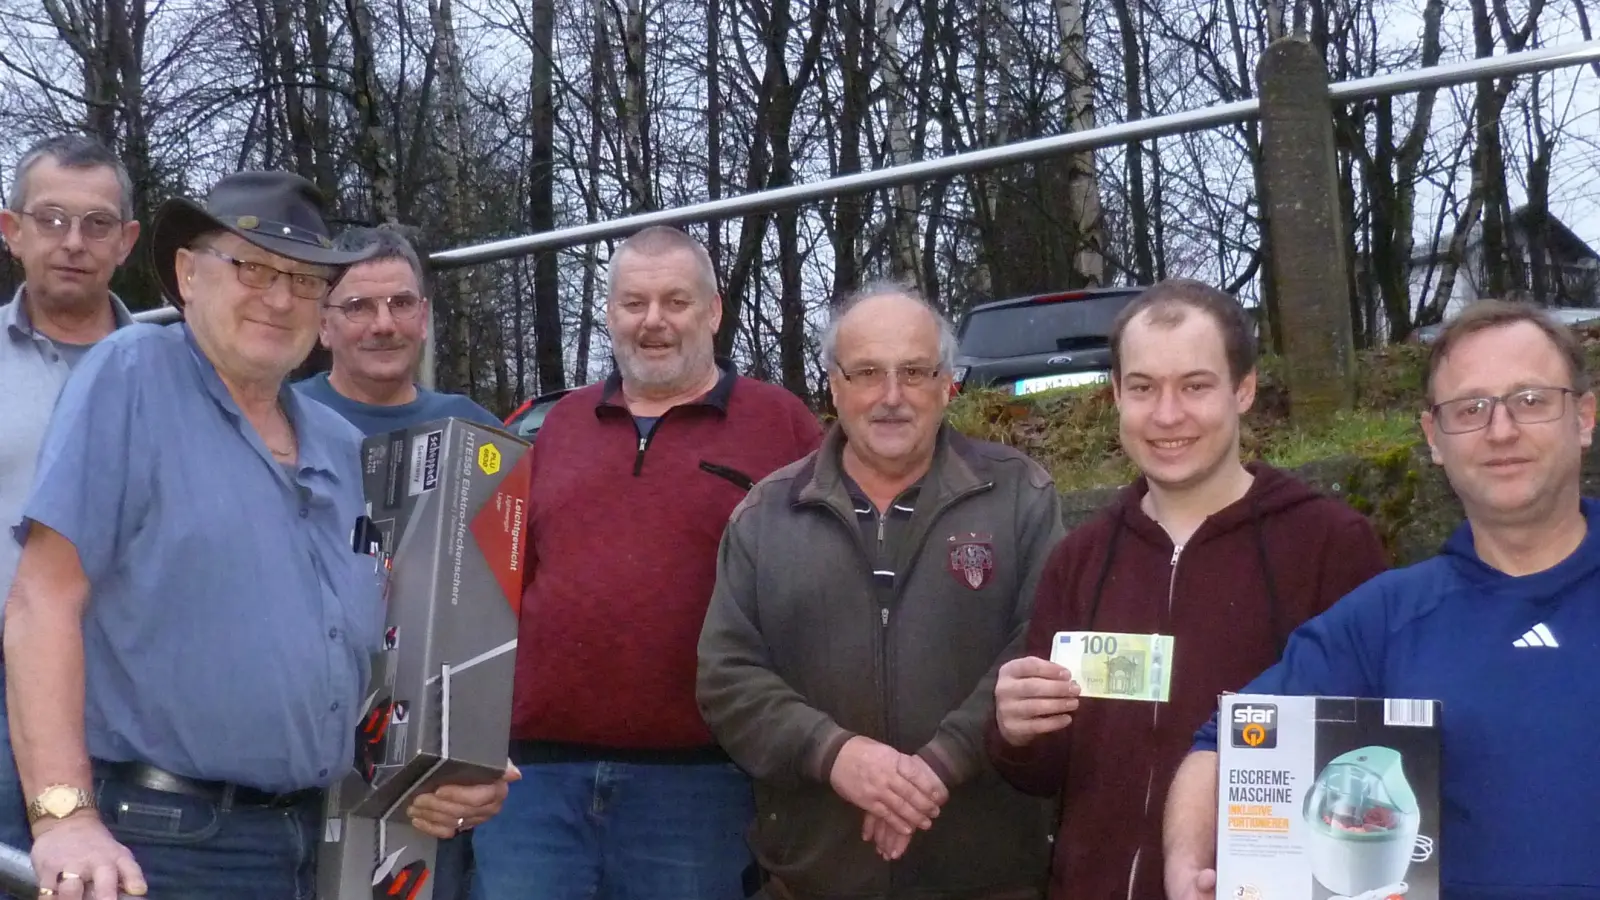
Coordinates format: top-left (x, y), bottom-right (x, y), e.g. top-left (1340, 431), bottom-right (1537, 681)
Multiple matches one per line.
top-left (149, 170), bottom-right (378, 307)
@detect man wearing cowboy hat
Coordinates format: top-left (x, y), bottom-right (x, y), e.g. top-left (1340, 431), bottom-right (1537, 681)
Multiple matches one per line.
top-left (3, 170), bottom-right (511, 900)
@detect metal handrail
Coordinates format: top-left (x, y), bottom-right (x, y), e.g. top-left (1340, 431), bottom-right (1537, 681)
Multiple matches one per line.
top-left (131, 307), bottom-right (181, 325)
top-left (426, 39), bottom-right (1600, 270)
top-left (0, 842), bottom-right (136, 900)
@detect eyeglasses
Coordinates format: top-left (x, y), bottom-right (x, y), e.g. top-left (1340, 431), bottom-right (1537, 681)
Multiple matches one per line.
top-left (836, 364), bottom-right (945, 390)
top-left (198, 247), bottom-right (333, 301)
top-left (325, 293), bottom-right (426, 323)
top-left (1430, 387), bottom-right (1578, 434)
top-left (18, 206), bottom-right (124, 241)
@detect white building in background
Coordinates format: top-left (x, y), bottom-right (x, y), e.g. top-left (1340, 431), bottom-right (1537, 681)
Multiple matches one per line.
top-left (1406, 206), bottom-right (1600, 321)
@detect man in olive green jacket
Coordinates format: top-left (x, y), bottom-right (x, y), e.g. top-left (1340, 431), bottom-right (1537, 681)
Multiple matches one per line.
top-left (697, 285), bottom-right (1065, 900)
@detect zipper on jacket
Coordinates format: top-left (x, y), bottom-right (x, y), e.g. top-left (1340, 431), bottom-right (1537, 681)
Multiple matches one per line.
top-left (1166, 542), bottom-right (1184, 615)
top-left (1130, 540), bottom-right (1184, 899)
top-left (699, 460), bottom-right (756, 491)
top-left (1152, 542), bottom-right (1184, 737)
top-left (875, 506), bottom-right (894, 758)
top-left (633, 436), bottom-right (648, 474)
top-left (811, 478), bottom-right (994, 791)
top-left (630, 408), bottom-right (677, 476)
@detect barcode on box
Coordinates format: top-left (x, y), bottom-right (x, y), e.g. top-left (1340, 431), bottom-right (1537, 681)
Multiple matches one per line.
top-left (1384, 698), bottom-right (1435, 727)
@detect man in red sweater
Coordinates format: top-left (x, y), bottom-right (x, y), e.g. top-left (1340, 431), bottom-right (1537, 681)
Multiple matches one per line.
top-left (470, 226), bottom-right (823, 900)
top-left (986, 279), bottom-right (1390, 900)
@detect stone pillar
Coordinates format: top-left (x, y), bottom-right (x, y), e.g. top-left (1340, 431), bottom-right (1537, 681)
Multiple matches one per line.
top-left (1257, 38), bottom-right (1355, 418)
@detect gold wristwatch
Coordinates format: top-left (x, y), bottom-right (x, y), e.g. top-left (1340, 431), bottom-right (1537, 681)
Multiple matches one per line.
top-left (26, 784), bottom-right (95, 825)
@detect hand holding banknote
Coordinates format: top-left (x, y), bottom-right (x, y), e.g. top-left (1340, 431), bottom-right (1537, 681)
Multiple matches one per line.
top-left (994, 656), bottom-right (1083, 747)
top-left (1050, 631), bottom-right (1174, 703)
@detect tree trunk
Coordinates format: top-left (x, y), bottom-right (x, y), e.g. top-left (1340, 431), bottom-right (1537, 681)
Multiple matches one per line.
top-left (428, 0), bottom-right (475, 394)
top-left (877, 0), bottom-right (922, 285)
top-left (1369, 0), bottom-right (1442, 340)
top-left (621, 0), bottom-right (653, 211)
top-left (345, 0), bottom-right (400, 223)
top-left (1053, 0), bottom-right (1105, 285)
top-left (706, 0), bottom-right (724, 280)
top-left (1524, 75), bottom-right (1555, 303)
top-left (576, 4), bottom-right (608, 383)
top-left (528, 0), bottom-right (563, 392)
top-left (1110, 0), bottom-right (1152, 282)
top-left (270, 0), bottom-right (318, 182)
top-left (831, 0), bottom-right (868, 302)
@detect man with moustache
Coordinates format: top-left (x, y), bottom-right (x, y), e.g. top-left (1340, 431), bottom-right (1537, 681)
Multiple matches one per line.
top-left (470, 226), bottom-right (823, 900)
top-left (4, 171), bottom-right (510, 900)
top-left (697, 285), bottom-right (1065, 899)
top-left (0, 135), bottom-right (141, 870)
top-left (1165, 300), bottom-right (1600, 900)
top-left (295, 225), bottom-right (500, 437)
top-left (293, 225), bottom-right (499, 900)
top-left (987, 279), bottom-right (1388, 900)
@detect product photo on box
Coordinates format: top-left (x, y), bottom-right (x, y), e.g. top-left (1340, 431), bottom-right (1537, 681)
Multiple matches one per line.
top-left (1216, 694), bottom-right (1442, 900)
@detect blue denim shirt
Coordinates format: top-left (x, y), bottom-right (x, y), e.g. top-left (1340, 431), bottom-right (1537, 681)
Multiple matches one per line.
top-left (0, 289), bottom-right (133, 615)
top-left (14, 323), bottom-right (384, 791)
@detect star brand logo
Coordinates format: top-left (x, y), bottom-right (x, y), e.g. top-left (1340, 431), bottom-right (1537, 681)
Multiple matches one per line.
top-left (947, 533), bottom-right (995, 590)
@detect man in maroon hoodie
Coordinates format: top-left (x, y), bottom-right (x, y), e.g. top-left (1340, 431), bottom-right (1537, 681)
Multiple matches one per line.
top-left (986, 279), bottom-right (1389, 900)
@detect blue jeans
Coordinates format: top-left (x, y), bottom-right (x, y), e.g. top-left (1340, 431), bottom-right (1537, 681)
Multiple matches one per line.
top-left (0, 668), bottom-right (32, 900)
top-left (434, 830), bottom-right (475, 899)
top-left (471, 760), bottom-right (756, 900)
top-left (90, 771), bottom-right (320, 900)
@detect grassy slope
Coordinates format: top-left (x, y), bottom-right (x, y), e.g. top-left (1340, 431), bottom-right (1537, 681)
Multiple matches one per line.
top-left (945, 341), bottom-right (1435, 492)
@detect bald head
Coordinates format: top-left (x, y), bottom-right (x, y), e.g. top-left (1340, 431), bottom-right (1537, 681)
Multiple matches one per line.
top-left (821, 284), bottom-right (957, 373)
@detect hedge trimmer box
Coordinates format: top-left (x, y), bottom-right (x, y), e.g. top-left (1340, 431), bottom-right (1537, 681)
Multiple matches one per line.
top-left (317, 417), bottom-right (530, 899)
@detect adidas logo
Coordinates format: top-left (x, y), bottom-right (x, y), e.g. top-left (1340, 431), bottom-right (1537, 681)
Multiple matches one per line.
top-left (1513, 623), bottom-right (1560, 648)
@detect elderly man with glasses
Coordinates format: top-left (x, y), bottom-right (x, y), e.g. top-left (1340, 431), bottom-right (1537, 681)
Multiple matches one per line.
top-left (696, 283), bottom-right (1066, 899)
top-left (4, 171), bottom-right (510, 900)
top-left (1164, 299), bottom-right (1600, 900)
top-left (295, 226), bottom-right (499, 438)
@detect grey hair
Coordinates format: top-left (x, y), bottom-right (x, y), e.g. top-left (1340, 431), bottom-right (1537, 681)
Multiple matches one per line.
top-left (605, 226), bottom-right (718, 302)
top-left (333, 225), bottom-right (428, 292)
top-left (9, 134), bottom-right (135, 220)
top-left (820, 279), bottom-right (959, 371)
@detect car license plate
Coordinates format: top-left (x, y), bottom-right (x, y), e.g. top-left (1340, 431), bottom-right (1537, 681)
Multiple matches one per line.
top-left (1013, 371), bottom-right (1109, 395)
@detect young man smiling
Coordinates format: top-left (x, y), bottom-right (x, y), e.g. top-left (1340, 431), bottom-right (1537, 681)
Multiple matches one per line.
top-left (986, 278), bottom-right (1389, 900)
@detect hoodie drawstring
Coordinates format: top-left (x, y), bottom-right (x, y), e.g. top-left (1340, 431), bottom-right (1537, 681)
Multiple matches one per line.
top-left (1251, 492), bottom-right (1287, 658)
top-left (1083, 498), bottom-right (1287, 659)
top-left (1084, 514), bottom-right (1124, 629)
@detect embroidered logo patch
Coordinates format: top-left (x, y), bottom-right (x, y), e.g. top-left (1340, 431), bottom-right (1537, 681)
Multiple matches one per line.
top-left (947, 533), bottom-right (995, 589)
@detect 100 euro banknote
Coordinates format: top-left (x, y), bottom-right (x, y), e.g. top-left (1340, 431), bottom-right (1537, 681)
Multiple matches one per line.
top-left (1049, 631), bottom-right (1175, 702)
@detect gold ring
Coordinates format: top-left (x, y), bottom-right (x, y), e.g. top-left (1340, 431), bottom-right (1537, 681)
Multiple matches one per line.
top-left (456, 816), bottom-right (466, 831)
top-left (38, 890), bottom-right (55, 897)
top-left (60, 872), bottom-right (81, 880)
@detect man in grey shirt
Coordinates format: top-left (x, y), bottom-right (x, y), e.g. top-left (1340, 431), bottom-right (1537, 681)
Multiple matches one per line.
top-left (0, 135), bottom-right (140, 866)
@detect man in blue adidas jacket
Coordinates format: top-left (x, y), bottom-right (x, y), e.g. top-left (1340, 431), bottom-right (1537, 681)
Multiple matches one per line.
top-left (1163, 299), bottom-right (1600, 900)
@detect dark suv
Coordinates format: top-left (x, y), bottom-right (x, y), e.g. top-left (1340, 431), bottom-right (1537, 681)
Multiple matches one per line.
top-left (952, 287), bottom-right (1144, 395)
